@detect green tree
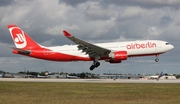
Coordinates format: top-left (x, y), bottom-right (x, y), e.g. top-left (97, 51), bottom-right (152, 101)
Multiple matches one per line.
top-left (0, 70), bottom-right (5, 73)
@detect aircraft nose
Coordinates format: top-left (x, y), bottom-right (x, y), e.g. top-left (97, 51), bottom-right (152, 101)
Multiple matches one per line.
top-left (170, 45), bottom-right (174, 50)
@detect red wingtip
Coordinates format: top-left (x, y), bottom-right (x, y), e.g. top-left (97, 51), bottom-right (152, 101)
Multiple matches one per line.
top-left (63, 30), bottom-right (72, 37)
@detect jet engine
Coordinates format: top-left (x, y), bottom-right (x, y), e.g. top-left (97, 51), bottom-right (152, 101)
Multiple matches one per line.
top-left (108, 51), bottom-right (128, 63)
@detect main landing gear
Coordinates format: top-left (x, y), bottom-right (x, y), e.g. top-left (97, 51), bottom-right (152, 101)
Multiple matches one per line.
top-left (90, 61), bottom-right (100, 71)
top-left (155, 55), bottom-right (159, 62)
top-left (90, 56), bottom-right (100, 71)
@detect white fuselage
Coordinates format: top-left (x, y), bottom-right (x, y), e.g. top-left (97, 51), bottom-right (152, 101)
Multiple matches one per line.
top-left (45, 40), bottom-right (174, 58)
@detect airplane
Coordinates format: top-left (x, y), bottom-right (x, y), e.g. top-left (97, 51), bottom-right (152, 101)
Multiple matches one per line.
top-left (66, 74), bottom-right (78, 79)
top-left (148, 72), bottom-right (163, 80)
top-left (7, 24), bottom-right (174, 71)
top-left (37, 74), bottom-right (49, 78)
top-left (148, 72), bottom-right (177, 80)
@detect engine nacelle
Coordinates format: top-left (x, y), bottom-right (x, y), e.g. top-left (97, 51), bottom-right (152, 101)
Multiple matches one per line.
top-left (109, 51), bottom-right (127, 61)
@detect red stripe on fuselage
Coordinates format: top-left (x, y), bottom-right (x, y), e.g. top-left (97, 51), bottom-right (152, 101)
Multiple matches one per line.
top-left (15, 47), bottom-right (164, 62)
top-left (128, 52), bottom-right (164, 57)
top-left (27, 49), bottom-right (91, 61)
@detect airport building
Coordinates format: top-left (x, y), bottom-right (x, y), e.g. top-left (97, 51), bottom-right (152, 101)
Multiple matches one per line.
top-left (0, 71), bottom-right (177, 80)
top-left (99, 74), bottom-right (143, 79)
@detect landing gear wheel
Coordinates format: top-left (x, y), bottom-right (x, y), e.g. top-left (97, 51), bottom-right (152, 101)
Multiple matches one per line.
top-left (89, 62), bottom-right (100, 71)
top-left (90, 65), bottom-right (95, 71)
top-left (95, 62), bottom-right (100, 67)
top-left (155, 58), bottom-right (159, 62)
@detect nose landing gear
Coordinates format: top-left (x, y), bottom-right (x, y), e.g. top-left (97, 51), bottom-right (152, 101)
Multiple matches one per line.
top-left (155, 55), bottom-right (159, 62)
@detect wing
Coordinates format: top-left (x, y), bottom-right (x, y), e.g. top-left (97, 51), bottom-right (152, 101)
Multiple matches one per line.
top-left (63, 30), bottom-right (111, 58)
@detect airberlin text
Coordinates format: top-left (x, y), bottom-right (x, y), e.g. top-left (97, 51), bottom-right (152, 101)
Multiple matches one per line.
top-left (126, 42), bottom-right (156, 49)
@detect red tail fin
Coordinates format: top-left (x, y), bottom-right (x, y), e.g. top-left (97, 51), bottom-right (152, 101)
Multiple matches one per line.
top-left (7, 25), bottom-right (41, 50)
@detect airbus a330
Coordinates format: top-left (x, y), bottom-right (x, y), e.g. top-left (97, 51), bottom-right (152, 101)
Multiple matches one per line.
top-left (8, 25), bottom-right (174, 71)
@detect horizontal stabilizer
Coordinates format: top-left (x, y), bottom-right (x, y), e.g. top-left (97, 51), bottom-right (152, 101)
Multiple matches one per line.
top-left (9, 47), bottom-right (31, 55)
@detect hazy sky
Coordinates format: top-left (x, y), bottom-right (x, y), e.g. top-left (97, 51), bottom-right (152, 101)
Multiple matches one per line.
top-left (0, 0), bottom-right (179, 74)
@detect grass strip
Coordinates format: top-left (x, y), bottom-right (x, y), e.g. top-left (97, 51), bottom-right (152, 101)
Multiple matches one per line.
top-left (0, 82), bottom-right (180, 104)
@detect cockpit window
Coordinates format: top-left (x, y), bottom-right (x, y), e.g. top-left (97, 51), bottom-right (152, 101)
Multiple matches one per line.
top-left (166, 43), bottom-right (170, 45)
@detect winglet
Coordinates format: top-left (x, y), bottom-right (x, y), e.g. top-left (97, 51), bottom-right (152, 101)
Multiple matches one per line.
top-left (63, 30), bottom-right (72, 37)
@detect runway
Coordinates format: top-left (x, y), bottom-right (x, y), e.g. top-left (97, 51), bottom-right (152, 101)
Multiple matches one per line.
top-left (0, 78), bottom-right (180, 83)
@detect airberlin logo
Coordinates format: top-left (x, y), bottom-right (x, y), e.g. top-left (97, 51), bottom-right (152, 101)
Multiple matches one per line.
top-left (9, 27), bottom-right (27, 48)
top-left (126, 42), bottom-right (156, 49)
top-left (14, 34), bottom-right (25, 43)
